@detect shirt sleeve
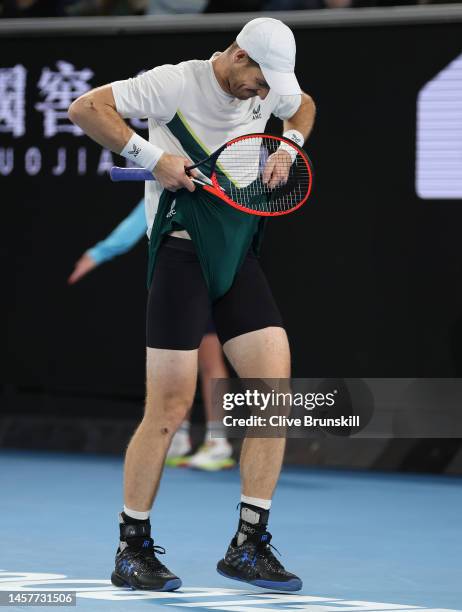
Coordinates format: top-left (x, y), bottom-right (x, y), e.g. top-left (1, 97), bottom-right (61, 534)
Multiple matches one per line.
top-left (111, 64), bottom-right (184, 122)
top-left (272, 94), bottom-right (302, 120)
top-left (88, 199), bottom-right (147, 265)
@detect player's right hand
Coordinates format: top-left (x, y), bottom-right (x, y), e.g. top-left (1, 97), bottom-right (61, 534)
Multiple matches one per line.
top-left (153, 153), bottom-right (198, 193)
top-left (68, 252), bottom-right (98, 285)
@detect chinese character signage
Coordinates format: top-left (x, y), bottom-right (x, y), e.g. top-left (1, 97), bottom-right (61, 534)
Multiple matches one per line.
top-left (0, 65), bottom-right (27, 138)
top-left (0, 61), bottom-right (147, 178)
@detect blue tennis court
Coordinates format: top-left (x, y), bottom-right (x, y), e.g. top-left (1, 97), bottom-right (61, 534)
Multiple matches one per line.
top-left (1, 450), bottom-right (460, 611)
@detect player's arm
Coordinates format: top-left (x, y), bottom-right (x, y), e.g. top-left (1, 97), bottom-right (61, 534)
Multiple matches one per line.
top-left (283, 92), bottom-right (316, 142)
top-left (68, 85), bottom-right (132, 152)
top-left (263, 91), bottom-right (316, 188)
top-left (68, 83), bottom-right (195, 192)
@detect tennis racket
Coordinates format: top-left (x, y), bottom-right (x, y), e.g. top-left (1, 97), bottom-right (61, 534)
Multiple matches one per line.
top-left (110, 133), bottom-right (313, 217)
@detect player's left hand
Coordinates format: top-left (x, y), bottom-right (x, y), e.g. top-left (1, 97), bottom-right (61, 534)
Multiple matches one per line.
top-left (262, 150), bottom-right (292, 189)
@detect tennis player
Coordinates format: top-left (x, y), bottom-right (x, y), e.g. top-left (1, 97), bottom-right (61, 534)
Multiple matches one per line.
top-left (69, 17), bottom-right (315, 592)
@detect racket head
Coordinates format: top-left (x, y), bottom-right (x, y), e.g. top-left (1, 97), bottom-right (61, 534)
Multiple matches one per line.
top-left (208, 133), bottom-right (313, 217)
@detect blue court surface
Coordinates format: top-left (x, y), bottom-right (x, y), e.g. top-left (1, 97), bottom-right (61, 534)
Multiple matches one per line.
top-left (1, 450), bottom-right (461, 612)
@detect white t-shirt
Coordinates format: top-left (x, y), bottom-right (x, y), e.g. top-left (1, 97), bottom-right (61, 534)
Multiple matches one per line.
top-left (111, 55), bottom-right (301, 236)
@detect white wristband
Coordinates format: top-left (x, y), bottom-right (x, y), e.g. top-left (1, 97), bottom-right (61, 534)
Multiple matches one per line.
top-left (278, 130), bottom-right (305, 163)
top-left (120, 133), bottom-right (164, 171)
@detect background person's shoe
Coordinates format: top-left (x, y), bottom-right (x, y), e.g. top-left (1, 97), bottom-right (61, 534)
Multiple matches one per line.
top-left (183, 439), bottom-right (235, 471)
top-left (165, 430), bottom-right (192, 467)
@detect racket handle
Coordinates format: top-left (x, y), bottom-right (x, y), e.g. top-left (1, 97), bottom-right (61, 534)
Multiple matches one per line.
top-left (110, 167), bottom-right (155, 182)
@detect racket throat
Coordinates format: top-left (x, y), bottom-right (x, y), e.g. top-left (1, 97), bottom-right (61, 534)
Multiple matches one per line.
top-left (191, 175), bottom-right (225, 196)
top-left (191, 176), bottom-right (214, 187)
top-left (200, 183), bottom-right (224, 198)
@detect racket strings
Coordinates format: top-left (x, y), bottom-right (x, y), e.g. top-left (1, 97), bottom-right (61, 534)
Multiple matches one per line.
top-left (215, 136), bottom-right (311, 214)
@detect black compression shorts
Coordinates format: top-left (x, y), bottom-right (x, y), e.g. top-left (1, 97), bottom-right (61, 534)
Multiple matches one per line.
top-left (146, 236), bottom-right (284, 350)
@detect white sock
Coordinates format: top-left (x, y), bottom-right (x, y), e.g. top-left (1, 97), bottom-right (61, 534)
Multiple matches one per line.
top-left (240, 495), bottom-right (272, 510)
top-left (123, 505), bottom-right (150, 521)
top-left (206, 420), bottom-right (226, 440)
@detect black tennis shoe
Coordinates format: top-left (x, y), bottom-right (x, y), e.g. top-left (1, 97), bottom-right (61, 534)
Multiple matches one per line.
top-left (111, 520), bottom-right (181, 591)
top-left (217, 530), bottom-right (302, 592)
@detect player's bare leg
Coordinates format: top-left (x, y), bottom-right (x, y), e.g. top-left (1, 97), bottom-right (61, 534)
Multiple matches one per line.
top-left (217, 326), bottom-right (302, 591)
top-left (224, 326), bottom-right (289, 499)
top-left (124, 347), bottom-right (198, 509)
top-left (112, 347), bottom-right (198, 592)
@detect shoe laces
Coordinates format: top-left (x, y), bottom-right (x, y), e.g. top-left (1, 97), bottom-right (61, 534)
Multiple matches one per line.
top-left (257, 534), bottom-right (285, 571)
top-left (133, 541), bottom-right (167, 569)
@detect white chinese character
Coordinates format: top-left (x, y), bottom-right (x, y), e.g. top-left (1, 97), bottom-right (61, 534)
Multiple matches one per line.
top-left (35, 60), bottom-right (93, 138)
top-left (0, 65), bottom-right (27, 138)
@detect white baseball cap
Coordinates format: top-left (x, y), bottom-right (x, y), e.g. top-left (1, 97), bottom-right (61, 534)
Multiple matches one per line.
top-left (236, 17), bottom-right (301, 96)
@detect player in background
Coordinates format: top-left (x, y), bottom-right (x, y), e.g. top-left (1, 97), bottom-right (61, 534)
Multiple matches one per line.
top-left (68, 198), bottom-right (235, 470)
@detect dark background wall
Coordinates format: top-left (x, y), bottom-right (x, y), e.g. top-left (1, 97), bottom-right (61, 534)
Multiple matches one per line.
top-left (2, 21), bottom-right (462, 463)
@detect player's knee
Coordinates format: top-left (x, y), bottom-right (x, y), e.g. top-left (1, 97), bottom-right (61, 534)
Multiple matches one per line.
top-left (163, 394), bottom-right (192, 432)
top-left (144, 391), bottom-right (192, 434)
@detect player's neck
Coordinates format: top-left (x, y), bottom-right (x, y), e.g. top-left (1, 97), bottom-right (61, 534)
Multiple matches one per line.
top-left (211, 54), bottom-right (233, 97)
